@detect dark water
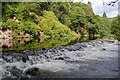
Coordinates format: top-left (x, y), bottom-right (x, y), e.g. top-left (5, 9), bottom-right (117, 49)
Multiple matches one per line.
top-left (0, 36), bottom-right (99, 52)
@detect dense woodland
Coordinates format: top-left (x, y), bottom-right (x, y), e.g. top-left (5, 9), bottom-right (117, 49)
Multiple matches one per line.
top-left (1, 2), bottom-right (120, 40)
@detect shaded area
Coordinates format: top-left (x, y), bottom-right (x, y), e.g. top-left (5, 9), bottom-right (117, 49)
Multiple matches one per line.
top-left (0, 36), bottom-right (98, 52)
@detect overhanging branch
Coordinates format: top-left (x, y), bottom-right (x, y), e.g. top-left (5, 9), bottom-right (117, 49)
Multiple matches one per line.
top-left (103, 0), bottom-right (119, 6)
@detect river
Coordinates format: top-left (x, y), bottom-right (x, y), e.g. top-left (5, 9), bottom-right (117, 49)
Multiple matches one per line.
top-left (0, 37), bottom-right (119, 79)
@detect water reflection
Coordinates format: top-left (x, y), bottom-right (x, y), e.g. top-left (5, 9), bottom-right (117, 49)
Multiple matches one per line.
top-left (1, 36), bottom-right (99, 52)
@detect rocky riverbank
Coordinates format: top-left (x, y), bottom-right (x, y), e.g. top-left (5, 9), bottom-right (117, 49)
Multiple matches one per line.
top-left (0, 39), bottom-right (119, 79)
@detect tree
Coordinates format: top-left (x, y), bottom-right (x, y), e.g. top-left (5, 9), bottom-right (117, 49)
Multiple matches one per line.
top-left (111, 16), bottom-right (120, 40)
top-left (40, 11), bottom-right (78, 37)
top-left (2, 2), bottom-right (116, 39)
top-left (102, 12), bottom-right (107, 18)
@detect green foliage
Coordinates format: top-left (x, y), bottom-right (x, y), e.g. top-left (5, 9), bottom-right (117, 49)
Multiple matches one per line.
top-left (2, 2), bottom-right (118, 40)
top-left (4, 19), bottom-right (41, 37)
top-left (100, 17), bottom-right (111, 37)
top-left (40, 11), bottom-right (78, 37)
top-left (19, 21), bottom-right (41, 36)
top-left (111, 16), bottom-right (120, 40)
top-left (49, 2), bottom-right (72, 27)
top-left (2, 2), bottom-right (38, 21)
top-left (70, 4), bottom-right (86, 29)
top-left (6, 19), bottom-right (19, 29)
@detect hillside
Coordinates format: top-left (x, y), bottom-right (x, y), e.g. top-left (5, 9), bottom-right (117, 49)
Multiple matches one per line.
top-left (1, 2), bottom-right (119, 40)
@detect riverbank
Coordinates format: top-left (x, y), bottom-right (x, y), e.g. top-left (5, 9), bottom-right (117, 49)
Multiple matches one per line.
top-left (0, 39), bottom-right (119, 79)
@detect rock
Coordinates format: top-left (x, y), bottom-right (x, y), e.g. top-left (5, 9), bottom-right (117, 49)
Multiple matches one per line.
top-left (25, 67), bottom-right (39, 76)
top-left (22, 54), bottom-right (29, 63)
top-left (92, 43), bottom-right (100, 47)
top-left (49, 48), bottom-right (57, 53)
top-left (5, 66), bottom-right (23, 77)
top-left (65, 45), bottom-right (81, 51)
top-left (0, 69), bottom-right (10, 78)
top-left (80, 43), bottom-right (88, 47)
top-left (44, 54), bottom-right (49, 59)
top-left (102, 48), bottom-right (106, 50)
top-left (60, 49), bottom-right (65, 52)
top-left (42, 48), bottom-right (46, 51)
top-left (74, 43), bottom-right (83, 48)
top-left (103, 40), bottom-right (115, 43)
top-left (54, 57), bottom-right (65, 60)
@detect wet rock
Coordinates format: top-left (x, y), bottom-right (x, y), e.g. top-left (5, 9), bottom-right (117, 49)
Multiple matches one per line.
top-left (102, 39), bottom-right (115, 43)
top-left (54, 57), bottom-right (65, 60)
top-left (49, 48), bottom-right (56, 53)
top-left (44, 54), bottom-right (49, 59)
top-left (74, 43), bottom-right (83, 48)
top-left (80, 43), bottom-right (88, 47)
top-left (2, 52), bottom-right (29, 63)
top-left (102, 48), bottom-right (106, 50)
top-left (0, 69), bottom-right (10, 78)
top-left (25, 67), bottom-right (39, 76)
top-left (5, 66), bottom-right (23, 77)
top-left (22, 54), bottom-right (29, 63)
top-left (56, 46), bottom-right (64, 50)
top-left (89, 41), bottom-right (100, 47)
top-left (42, 48), bottom-right (46, 51)
top-left (65, 45), bottom-right (80, 51)
top-left (60, 49), bottom-right (65, 52)
top-left (24, 67), bottom-right (68, 78)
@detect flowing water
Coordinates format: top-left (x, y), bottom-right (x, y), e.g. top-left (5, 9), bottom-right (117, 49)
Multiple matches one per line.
top-left (1, 36), bottom-right (107, 79)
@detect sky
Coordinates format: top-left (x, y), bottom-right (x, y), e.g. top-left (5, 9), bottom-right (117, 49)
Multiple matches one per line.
top-left (73, 0), bottom-right (119, 18)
